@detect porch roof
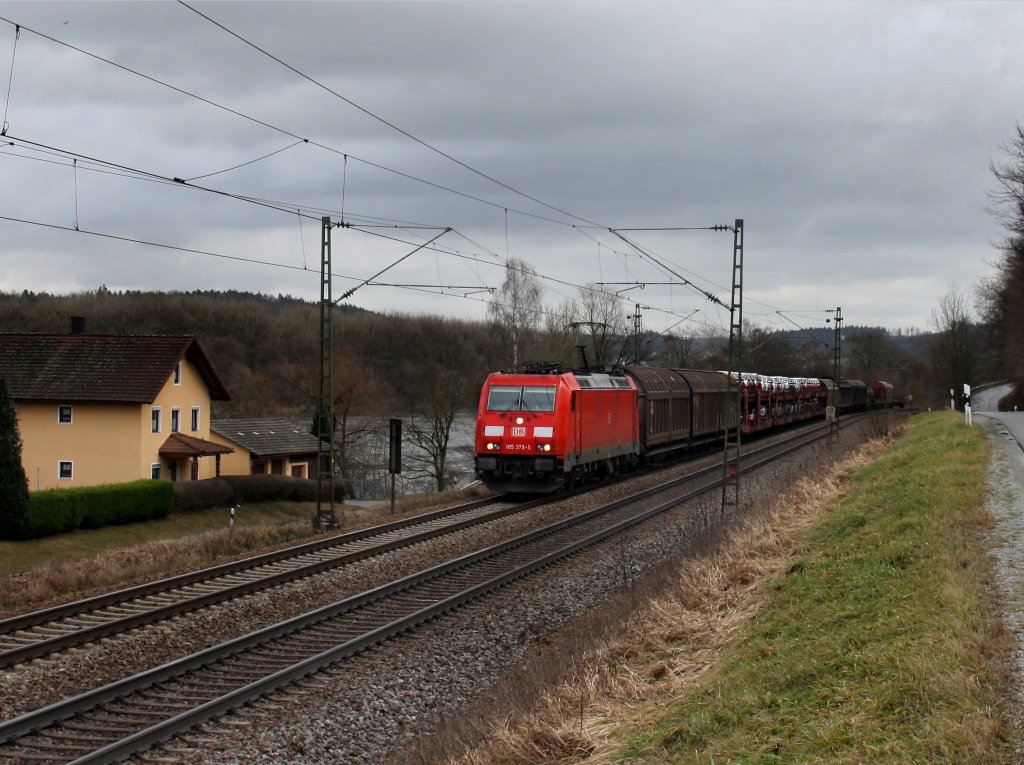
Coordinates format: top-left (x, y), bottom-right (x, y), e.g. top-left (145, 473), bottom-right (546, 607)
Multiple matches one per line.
top-left (159, 432), bottom-right (234, 458)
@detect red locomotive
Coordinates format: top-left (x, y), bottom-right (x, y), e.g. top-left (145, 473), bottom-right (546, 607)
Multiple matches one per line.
top-left (475, 363), bottom-right (883, 494)
top-left (473, 365), bottom-right (639, 493)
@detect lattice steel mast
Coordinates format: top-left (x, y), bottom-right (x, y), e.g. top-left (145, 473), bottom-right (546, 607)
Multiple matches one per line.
top-left (314, 216), bottom-right (339, 531)
top-left (830, 306), bottom-right (842, 441)
top-left (721, 219), bottom-right (744, 516)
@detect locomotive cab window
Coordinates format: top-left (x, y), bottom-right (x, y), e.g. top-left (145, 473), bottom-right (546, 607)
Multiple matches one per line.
top-left (521, 386), bottom-right (556, 412)
top-left (487, 385), bottom-right (556, 412)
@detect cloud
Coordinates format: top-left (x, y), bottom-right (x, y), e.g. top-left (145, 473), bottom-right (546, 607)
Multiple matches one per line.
top-left (0, 0), bottom-right (1020, 335)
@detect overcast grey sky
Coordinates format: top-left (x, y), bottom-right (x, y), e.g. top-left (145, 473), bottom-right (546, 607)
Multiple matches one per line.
top-left (0, 0), bottom-right (1021, 337)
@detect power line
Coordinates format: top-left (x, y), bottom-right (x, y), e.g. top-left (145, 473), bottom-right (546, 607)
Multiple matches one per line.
top-left (610, 229), bottom-right (726, 308)
top-left (3, 133), bottom-right (708, 333)
top-left (2, 135), bottom-right (652, 323)
top-left (0, 14), bottom-right (753, 333)
top-left (0, 16), bottom-right (582, 230)
top-left (184, 139), bottom-right (308, 182)
top-left (178, 0), bottom-right (605, 230)
top-left (1, 22), bottom-right (18, 135)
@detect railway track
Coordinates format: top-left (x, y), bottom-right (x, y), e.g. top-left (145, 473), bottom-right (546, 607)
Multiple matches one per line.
top-left (0, 422), bottom-right (839, 764)
top-left (0, 495), bottom-right (550, 668)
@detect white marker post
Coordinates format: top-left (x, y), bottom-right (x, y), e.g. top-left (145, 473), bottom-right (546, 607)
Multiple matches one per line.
top-left (963, 383), bottom-right (972, 427)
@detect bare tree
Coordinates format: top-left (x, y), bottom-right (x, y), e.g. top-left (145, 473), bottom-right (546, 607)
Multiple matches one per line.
top-left (989, 123), bottom-right (1024, 237)
top-left (403, 319), bottom-right (481, 492)
top-left (928, 285), bottom-right (978, 409)
top-left (982, 124), bottom-right (1024, 387)
top-left (661, 325), bottom-right (705, 368)
top-left (488, 258), bottom-right (543, 371)
top-left (573, 286), bottom-right (629, 368)
top-left (404, 362), bottom-right (467, 492)
top-left (533, 298), bottom-right (578, 367)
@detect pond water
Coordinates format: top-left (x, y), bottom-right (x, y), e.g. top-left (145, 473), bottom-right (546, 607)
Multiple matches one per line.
top-left (338, 413), bottom-right (477, 500)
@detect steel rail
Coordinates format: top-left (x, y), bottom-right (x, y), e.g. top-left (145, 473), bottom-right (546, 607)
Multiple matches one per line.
top-left (0, 495), bottom-right (551, 667)
top-left (0, 496), bottom-right (498, 633)
top-left (0, 422), bottom-right (840, 763)
top-left (0, 416), bottom-right (851, 670)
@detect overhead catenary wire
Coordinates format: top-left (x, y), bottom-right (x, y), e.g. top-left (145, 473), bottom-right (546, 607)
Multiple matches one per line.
top-left (72, 158), bottom-right (79, 230)
top-left (0, 13), bottom-right (780, 336)
top-left (177, 0), bottom-right (605, 231)
top-left (3, 135), bottom-right (699, 330)
top-left (610, 229), bottom-right (726, 308)
top-left (0, 14), bottom-right (737, 325)
top-left (184, 139), bottom-right (308, 182)
top-left (0, 16), bottom-right (578, 230)
top-left (1, 22), bottom-right (17, 135)
top-left (336, 229), bottom-right (452, 301)
top-left (1, 137), bottom-right (604, 313)
top-left (1, 134), bottom-right (734, 336)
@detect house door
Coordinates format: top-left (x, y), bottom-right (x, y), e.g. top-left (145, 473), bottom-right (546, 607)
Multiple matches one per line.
top-left (169, 461), bottom-right (178, 482)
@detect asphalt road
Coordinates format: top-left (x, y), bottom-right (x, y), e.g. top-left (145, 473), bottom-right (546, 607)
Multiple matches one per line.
top-left (974, 383), bottom-right (1024, 456)
top-left (971, 384), bottom-right (1024, 755)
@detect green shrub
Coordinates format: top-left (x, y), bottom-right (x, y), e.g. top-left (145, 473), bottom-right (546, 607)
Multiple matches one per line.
top-left (17, 480), bottom-right (174, 540)
top-left (79, 481), bottom-right (173, 528)
top-left (221, 474), bottom-right (337, 503)
top-left (172, 474), bottom-right (342, 513)
top-left (21, 489), bottom-right (80, 539)
top-left (172, 478), bottom-right (234, 513)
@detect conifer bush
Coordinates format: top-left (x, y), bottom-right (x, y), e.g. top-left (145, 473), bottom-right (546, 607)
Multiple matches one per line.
top-left (0, 379), bottom-right (31, 540)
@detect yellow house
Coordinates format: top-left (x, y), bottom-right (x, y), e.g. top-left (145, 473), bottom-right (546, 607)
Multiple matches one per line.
top-left (209, 418), bottom-right (322, 479)
top-left (0, 322), bottom-right (232, 491)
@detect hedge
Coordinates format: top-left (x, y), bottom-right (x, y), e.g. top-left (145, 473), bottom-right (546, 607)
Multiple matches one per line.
top-left (172, 474), bottom-right (346, 513)
top-left (4, 475), bottom-right (344, 539)
top-left (9, 480), bottom-right (174, 540)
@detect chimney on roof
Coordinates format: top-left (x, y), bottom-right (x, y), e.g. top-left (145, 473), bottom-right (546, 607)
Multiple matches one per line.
top-left (70, 316), bottom-right (86, 336)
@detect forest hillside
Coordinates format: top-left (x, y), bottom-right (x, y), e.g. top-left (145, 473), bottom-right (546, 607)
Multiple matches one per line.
top-left (0, 289), bottom-right (500, 420)
top-left (0, 288), bottom-right (945, 419)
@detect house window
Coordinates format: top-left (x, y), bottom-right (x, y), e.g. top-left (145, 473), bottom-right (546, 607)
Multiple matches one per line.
top-left (151, 407), bottom-right (161, 433)
top-left (58, 461), bottom-right (73, 480)
top-left (173, 362), bottom-right (182, 385)
top-left (171, 408), bottom-right (181, 434)
top-left (191, 406), bottom-right (200, 432)
top-left (151, 463), bottom-right (161, 480)
top-left (58, 405), bottom-right (73, 424)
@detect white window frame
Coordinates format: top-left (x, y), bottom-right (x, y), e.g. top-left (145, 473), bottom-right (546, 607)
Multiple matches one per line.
top-left (151, 463), bottom-right (161, 480)
top-left (173, 362), bottom-right (182, 386)
top-left (58, 460), bottom-right (73, 480)
top-left (171, 407), bottom-right (181, 434)
top-left (191, 406), bottom-right (200, 432)
top-left (57, 404), bottom-right (73, 424)
top-left (151, 407), bottom-right (162, 434)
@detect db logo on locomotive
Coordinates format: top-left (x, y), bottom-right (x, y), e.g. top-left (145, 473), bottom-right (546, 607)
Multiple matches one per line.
top-left (511, 427), bottom-right (526, 437)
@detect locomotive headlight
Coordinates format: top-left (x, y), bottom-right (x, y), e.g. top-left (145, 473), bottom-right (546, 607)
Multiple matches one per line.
top-left (515, 416), bottom-right (525, 425)
top-left (540, 443), bottom-right (551, 452)
top-left (486, 442), bottom-right (499, 451)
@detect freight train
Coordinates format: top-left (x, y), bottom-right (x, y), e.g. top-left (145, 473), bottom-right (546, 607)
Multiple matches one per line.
top-left (473, 364), bottom-right (890, 493)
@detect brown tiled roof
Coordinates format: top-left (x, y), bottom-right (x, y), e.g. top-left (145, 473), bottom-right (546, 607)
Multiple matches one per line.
top-left (212, 417), bottom-right (321, 458)
top-left (0, 334), bottom-right (230, 403)
top-left (159, 433), bottom-right (234, 457)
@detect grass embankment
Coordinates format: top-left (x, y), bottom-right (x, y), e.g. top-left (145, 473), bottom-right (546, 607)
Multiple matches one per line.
top-left (452, 412), bottom-right (1016, 764)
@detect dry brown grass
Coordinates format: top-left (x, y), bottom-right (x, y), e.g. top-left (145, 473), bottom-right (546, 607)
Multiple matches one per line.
top-left (0, 523), bottom-right (311, 615)
top-left (445, 437), bottom-right (893, 765)
top-left (0, 487), bottom-right (492, 617)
